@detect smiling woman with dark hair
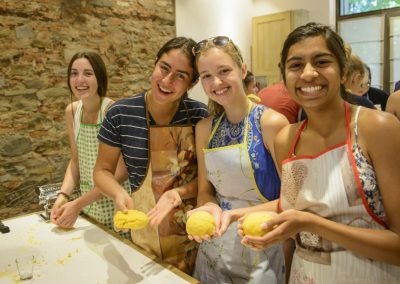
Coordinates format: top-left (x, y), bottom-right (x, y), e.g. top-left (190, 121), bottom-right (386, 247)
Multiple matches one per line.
top-left (93, 37), bottom-right (208, 274)
top-left (230, 22), bottom-right (400, 283)
top-left (51, 51), bottom-right (131, 240)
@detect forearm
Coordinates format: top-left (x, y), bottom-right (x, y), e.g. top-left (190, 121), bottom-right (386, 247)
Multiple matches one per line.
top-left (73, 186), bottom-right (104, 211)
top-left (230, 200), bottom-right (279, 222)
top-left (60, 160), bottom-right (80, 195)
top-left (94, 168), bottom-right (126, 201)
top-left (114, 155), bottom-right (129, 184)
top-left (174, 178), bottom-right (198, 200)
top-left (306, 212), bottom-right (400, 265)
top-left (196, 188), bottom-right (218, 207)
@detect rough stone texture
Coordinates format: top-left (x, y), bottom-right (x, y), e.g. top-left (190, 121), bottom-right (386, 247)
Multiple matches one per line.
top-left (0, 0), bottom-right (176, 219)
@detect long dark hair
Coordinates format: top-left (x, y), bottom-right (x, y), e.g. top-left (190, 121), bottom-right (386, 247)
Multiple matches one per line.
top-left (279, 22), bottom-right (354, 102)
top-left (67, 51), bottom-right (108, 97)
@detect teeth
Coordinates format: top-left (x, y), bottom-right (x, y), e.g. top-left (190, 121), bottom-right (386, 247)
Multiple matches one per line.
top-left (76, 87), bottom-right (88, 90)
top-left (301, 86), bottom-right (322, 93)
top-left (214, 87), bottom-right (228, 95)
top-left (159, 86), bottom-right (172, 93)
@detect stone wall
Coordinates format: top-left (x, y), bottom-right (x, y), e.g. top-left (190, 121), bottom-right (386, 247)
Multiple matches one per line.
top-left (0, 0), bottom-right (176, 219)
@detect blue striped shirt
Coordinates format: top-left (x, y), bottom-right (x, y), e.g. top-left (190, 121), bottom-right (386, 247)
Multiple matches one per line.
top-left (98, 92), bottom-right (208, 191)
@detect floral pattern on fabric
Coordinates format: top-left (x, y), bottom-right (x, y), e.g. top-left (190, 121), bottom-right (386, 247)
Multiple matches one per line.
top-left (352, 144), bottom-right (386, 224)
top-left (209, 117), bottom-right (245, 147)
top-left (209, 104), bottom-right (280, 201)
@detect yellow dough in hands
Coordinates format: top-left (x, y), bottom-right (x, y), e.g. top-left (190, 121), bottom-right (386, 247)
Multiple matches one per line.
top-left (186, 211), bottom-right (216, 237)
top-left (114, 210), bottom-right (149, 230)
top-left (242, 212), bottom-right (274, 237)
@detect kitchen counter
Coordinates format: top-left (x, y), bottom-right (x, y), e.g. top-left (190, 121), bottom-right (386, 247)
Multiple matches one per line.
top-left (0, 213), bottom-right (199, 284)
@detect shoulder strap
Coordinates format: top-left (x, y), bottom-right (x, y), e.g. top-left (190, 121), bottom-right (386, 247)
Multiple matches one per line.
top-left (100, 97), bottom-right (113, 122)
top-left (287, 120), bottom-right (307, 157)
top-left (353, 106), bottom-right (362, 143)
top-left (74, 101), bottom-right (83, 142)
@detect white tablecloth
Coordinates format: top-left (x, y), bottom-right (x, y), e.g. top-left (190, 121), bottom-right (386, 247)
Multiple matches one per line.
top-left (0, 213), bottom-right (197, 284)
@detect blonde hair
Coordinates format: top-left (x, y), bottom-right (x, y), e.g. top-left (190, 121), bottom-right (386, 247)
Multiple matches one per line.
top-left (343, 44), bottom-right (365, 84)
top-left (195, 40), bottom-right (244, 116)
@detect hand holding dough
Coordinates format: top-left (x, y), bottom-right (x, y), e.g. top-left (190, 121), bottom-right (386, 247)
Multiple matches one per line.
top-left (186, 211), bottom-right (216, 237)
top-left (242, 212), bottom-right (274, 237)
top-left (114, 210), bottom-right (149, 230)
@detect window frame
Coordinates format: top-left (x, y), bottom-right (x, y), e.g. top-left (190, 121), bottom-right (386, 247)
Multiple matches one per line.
top-left (336, 1), bottom-right (400, 93)
top-left (339, 0), bottom-right (400, 17)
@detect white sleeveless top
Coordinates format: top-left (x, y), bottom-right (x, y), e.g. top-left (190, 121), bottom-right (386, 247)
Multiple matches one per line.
top-left (73, 97), bottom-right (112, 141)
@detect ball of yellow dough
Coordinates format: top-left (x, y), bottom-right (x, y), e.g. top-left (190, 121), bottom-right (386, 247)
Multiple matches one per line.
top-left (242, 212), bottom-right (274, 237)
top-left (186, 211), bottom-right (216, 237)
top-left (113, 210), bottom-right (149, 230)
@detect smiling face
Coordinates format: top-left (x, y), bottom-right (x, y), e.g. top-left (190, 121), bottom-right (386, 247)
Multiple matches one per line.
top-left (69, 58), bottom-right (99, 101)
top-left (197, 47), bottom-right (246, 106)
top-left (151, 48), bottom-right (194, 105)
top-left (284, 35), bottom-right (342, 109)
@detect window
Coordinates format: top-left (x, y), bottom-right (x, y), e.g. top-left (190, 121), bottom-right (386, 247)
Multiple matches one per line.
top-left (338, 1), bottom-right (400, 93)
top-left (338, 16), bottom-right (384, 89)
top-left (340, 0), bottom-right (400, 16)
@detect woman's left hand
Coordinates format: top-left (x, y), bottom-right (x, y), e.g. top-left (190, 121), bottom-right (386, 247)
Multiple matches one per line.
top-left (54, 200), bottom-right (82, 229)
top-left (148, 189), bottom-right (182, 227)
top-left (239, 209), bottom-right (310, 251)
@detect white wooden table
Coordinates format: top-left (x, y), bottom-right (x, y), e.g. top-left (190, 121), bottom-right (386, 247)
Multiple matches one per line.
top-left (0, 213), bottom-right (198, 284)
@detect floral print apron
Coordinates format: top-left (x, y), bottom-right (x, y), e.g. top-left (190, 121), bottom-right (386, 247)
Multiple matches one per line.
top-left (130, 97), bottom-right (198, 274)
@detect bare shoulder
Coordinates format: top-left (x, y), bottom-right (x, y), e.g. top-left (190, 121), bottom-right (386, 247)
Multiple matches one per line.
top-left (275, 122), bottom-right (301, 147)
top-left (262, 107), bottom-right (288, 123)
top-left (386, 91), bottom-right (400, 114)
top-left (105, 97), bottom-right (115, 110)
top-left (196, 114), bottom-right (213, 127)
top-left (274, 122), bottom-right (302, 162)
top-left (195, 116), bottom-right (214, 151)
top-left (261, 108), bottom-right (289, 130)
top-left (388, 90), bottom-right (400, 103)
top-left (362, 107), bottom-right (400, 128)
top-left (358, 107), bottom-right (400, 137)
top-left (195, 116), bottom-right (214, 137)
top-left (65, 101), bottom-right (79, 120)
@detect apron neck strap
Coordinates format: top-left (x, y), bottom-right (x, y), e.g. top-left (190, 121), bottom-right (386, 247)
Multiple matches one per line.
top-left (145, 91), bottom-right (191, 126)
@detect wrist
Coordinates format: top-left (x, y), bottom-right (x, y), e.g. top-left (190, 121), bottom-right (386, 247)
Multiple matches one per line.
top-left (110, 186), bottom-right (127, 200)
top-left (204, 201), bottom-right (219, 210)
top-left (228, 208), bottom-right (242, 222)
top-left (302, 211), bottom-right (319, 233)
top-left (168, 189), bottom-right (182, 208)
top-left (57, 191), bottom-right (70, 201)
top-left (70, 198), bottom-right (84, 212)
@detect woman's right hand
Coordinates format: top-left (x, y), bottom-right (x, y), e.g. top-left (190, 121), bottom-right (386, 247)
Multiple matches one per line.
top-left (113, 189), bottom-right (134, 232)
top-left (114, 189), bottom-right (134, 213)
top-left (186, 202), bottom-right (222, 243)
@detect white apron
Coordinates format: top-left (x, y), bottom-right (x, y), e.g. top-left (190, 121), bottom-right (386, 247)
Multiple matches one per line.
top-left (280, 103), bottom-right (400, 284)
top-left (194, 103), bottom-right (285, 284)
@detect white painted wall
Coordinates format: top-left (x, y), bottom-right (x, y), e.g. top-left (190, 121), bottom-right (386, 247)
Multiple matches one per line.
top-left (176, 0), bottom-right (336, 104)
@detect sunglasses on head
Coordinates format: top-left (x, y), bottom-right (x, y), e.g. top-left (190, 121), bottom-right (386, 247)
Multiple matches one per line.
top-left (192, 36), bottom-right (233, 56)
